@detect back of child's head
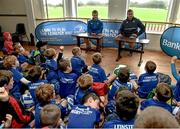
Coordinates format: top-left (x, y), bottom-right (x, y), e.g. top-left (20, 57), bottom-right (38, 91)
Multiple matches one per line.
top-left (77, 74), bottom-right (93, 90)
top-left (115, 86), bottom-right (129, 100)
top-left (36, 84), bottom-right (54, 106)
top-left (40, 104), bottom-right (61, 128)
top-left (3, 55), bottom-right (17, 69)
top-left (36, 41), bottom-right (48, 50)
top-left (92, 52), bottom-right (102, 64)
top-left (155, 82), bottom-right (172, 102)
top-left (0, 70), bottom-right (13, 87)
top-left (116, 90), bottom-right (139, 121)
top-left (58, 58), bottom-right (71, 72)
top-left (82, 92), bottom-right (99, 105)
top-left (118, 67), bottom-right (130, 83)
top-left (28, 66), bottom-right (42, 81)
top-left (72, 47), bottom-right (81, 56)
top-left (44, 48), bottom-right (56, 59)
top-left (134, 106), bottom-right (179, 128)
top-left (145, 60), bottom-right (156, 74)
top-left (13, 42), bottom-right (23, 53)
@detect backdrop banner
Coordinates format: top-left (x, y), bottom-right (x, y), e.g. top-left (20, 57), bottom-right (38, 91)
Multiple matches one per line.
top-left (35, 20), bottom-right (145, 48)
top-left (35, 20), bottom-right (87, 45)
top-left (160, 26), bottom-right (180, 59)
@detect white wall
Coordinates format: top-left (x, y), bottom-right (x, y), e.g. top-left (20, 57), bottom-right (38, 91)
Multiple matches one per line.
top-left (146, 33), bottom-right (161, 51)
top-left (0, 0), bottom-right (31, 41)
top-left (0, 0), bottom-right (26, 14)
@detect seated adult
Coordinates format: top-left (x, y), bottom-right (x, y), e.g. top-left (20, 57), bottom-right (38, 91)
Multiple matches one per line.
top-left (85, 10), bottom-right (103, 50)
top-left (115, 9), bottom-right (145, 56)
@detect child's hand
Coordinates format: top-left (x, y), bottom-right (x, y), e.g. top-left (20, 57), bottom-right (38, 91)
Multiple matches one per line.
top-left (59, 46), bottom-right (64, 52)
top-left (130, 80), bottom-right (139, 91)
top-left (99, 95), bottom-right (108, 108)
top-left (0, 87), bottom-right (9, 102)
top-left (56, 98), bottom-right (68, 107)
top-left (2, 114), bottom-right (12, 128)
top-left (177, 102), bottom-right (180, 107)
top-left (171, 56), bottom-right (177, 63)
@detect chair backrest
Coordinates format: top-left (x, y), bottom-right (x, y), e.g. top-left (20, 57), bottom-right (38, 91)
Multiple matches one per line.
top-left (16, 23), bottom-right (26, 35)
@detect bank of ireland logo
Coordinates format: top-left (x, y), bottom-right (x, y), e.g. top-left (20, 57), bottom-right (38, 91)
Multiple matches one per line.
top-left (160, 26), bottom-right (180, 59)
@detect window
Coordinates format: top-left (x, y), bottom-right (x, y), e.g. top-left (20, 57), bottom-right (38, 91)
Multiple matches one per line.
top-left (44, 0), bottom-right (63, 18)
top-left (129, 0), bottom-right (171, 22)
top-left (77, 0), bottom-right (109, 19)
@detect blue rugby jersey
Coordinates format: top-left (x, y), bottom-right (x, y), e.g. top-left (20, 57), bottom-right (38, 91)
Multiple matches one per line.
top-left (35, 100), bottom-right (68, 128)
top-left (17, 54), bottom-right (28, 64)
top-left (74, 87), bottom-right (94, 105)
top-left (138, 72), bottom-right (158, 98)
top-left (10, 68), bottom-right (24, 100)
top-left (108, 79), bottom-right (133, 100)
top-left (71, 56), bottom-right (87, 77)
top-left (103, 118), bottom-right (135, 129)
top-left (140, 99), bottom-right (172, 113)
top-left (58, 70), bottom-right (78, 98)
top-left (67, 105), bottom-right (100, 128)
top-left (88, 64), bottom-right (107, 82)
top-left (28, 80), bottom-right (48, 104)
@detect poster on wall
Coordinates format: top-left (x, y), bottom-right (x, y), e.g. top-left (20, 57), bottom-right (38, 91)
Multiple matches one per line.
top-left (160, 26), bottom-right (180, 59)
top-left (35, 20), bottom-right (87, 45)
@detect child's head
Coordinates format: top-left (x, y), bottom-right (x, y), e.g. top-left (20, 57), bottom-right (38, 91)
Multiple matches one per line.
top-left (155, 82), bottom-right (172, 102)
top-left (0, 70), bottom-right (13, 91)
top-left (72, 47), bottom-right (81, 56)
top-left (36, 41), bottom-right (48, 51)
top-left (58, 58), bottom-right (72, 72)
top-left (134, 106), bottom-right (179, 128)
top-left (92, 52), bottom-right (102, 65)
top-left (3, 32), bottom-right (12, 41)
top-left (118, 67), bottom-right (130, 83)
top-left (116, 90), bottom-right (139, 121)
top-left (36, 84), bottom-right (54, 106)
top-left (82, 93), bottom-right (100, 109)
top-left (145, 61), bottom-right (156, 74)
top-left (40, 104), bottom-right (61, 128)
top-left (115, 86), bottom-right (129, 100)
top-left (13, 42), bottom-right (24, 54)
top-left (44, 48), bottom-right (56, 59)
top-left (3, 55), bottom-right (19, 69)
top-left (92, 10), bottom-right (98, 20)
top-left (28, 66), bottom-right (43, 81)
top-left (77, 74), bottom-right (93, 90)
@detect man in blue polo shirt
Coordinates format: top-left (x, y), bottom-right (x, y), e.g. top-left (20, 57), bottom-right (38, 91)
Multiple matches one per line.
top-left (85, 10), bottom-right (103, 49)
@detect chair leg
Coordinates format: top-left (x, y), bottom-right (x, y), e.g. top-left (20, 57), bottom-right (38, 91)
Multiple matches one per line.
top-left (25, 34), bottom-right (29, 42)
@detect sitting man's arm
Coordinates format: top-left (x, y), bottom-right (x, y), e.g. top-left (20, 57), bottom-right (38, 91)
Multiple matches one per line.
top-left (96, 21), bottom-right (103, 35)
top-left (118, 22), bottom-right (125, 36)
top-left (87, 20), bottom-right (92, 34)
top-left (137, 19), bottom-right (145, 36)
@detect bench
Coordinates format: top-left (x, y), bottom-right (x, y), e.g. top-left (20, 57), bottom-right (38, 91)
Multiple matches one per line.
top-left (116, 37), bottom-right (150, 67)
top-left (72, 33), bottom-right (104, 52)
